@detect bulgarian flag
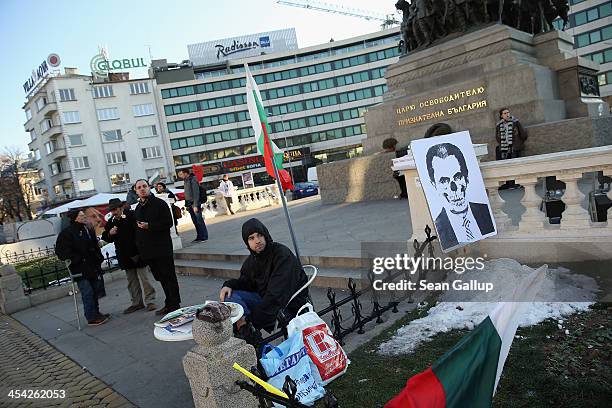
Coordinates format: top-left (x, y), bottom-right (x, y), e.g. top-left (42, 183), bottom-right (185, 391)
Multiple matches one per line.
top-left (385, 265), bottom-right (547, 408)
top-left (244, 64), bottom-right (294, 191)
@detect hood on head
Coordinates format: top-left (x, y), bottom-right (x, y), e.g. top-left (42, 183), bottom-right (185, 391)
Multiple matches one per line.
top-left (241, 218), bottom-right (273, 252)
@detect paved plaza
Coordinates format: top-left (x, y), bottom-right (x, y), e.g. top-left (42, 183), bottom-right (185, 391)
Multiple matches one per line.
top-left (0, 187), bottom-right (580, 407)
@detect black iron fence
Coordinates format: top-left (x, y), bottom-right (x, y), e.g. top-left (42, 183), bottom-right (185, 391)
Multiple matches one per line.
top-left (239, 226), bottom-right (438, 407)
top-left (2, 245), bottom-right (119, 294)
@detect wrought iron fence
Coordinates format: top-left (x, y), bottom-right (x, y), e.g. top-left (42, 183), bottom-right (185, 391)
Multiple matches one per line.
top-left (241, 226), bottom-right (438, 407)
top-left (0, 246), bottom-right (57, 265)
top-left (2, 245), bottom-right (120, 294)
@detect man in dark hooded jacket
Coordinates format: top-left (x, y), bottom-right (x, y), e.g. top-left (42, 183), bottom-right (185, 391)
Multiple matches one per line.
top-left (219, 218), bottom-right (308, 336)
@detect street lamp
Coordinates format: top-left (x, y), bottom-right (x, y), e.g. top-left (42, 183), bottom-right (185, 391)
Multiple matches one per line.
top-left (267, 111), bottom-right (295, 182)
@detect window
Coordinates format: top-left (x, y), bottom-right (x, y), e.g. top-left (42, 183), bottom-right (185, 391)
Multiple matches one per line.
top-left (40, 119), bottom-right (53, 132)
top-left (59, 88), bottom-right (76, 102)
top-left (30, 130), bottom-right (37, 142)
top-left (138, 125), bottom-right (158, 138)
top-left (146, 167), bottom-right (166, 179)
top-left (25, 108), bottom-right (32, 121)
top-left (97, 107), bottom-right (119, 121)
top-left (102, 129), bottom-right (122, 142)
top-left (93, 85), bottom-right (114, 98)
top-left (44, 141), bottom-right (55, 155)
top-left (73, 156), bottom-right (89, 169)
top-left (110, 173), bottom-right (130, 186)
top-left (78, 179), bottom-right (95, 192)
top-left (62, 111), bottom-right (81, 124)
top-left (133, 103), bottom-right (154, 117)
top-left (130, 82), bottom-right (150, 94)
top-left (106, 151), bottom-right (127, 164)
top-left (63, 111), bottom-right (81, 124)
top-left (34, 149), bottom-right (41, 160)
top-left (142, 146), bottom-right (161, 159)
top-left (36, 96), bottom-right (47, 111)
top-left (575, 24), bottom-right (612, 48)
top-left (68, 134), bottom-right (84, 146)
top-left (50, 162), bottom-right (62, 175)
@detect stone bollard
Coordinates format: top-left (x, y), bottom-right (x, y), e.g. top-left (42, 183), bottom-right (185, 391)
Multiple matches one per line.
top-left (183, 310), bottom-right (258, 408)
top-left (0, 263), bottom-right (30, 314)
top-left (285, 189), bottom-right (293, 202)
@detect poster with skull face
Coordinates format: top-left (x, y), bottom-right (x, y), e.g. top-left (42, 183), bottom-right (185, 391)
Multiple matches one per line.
top-left (411, 131), bottom-right (497, 252)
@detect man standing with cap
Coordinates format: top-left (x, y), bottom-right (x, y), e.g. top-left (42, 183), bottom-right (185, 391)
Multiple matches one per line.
top-left (102, 198), bottom-right (157, 314)
top-left (133, 179), bottom-right (181, 316)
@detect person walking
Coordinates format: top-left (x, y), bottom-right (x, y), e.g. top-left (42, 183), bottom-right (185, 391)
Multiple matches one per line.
top-left (133, 179), bottom-right (181, 316)
top-left (218, 174), bottom-right (236, 215)
top-left (177, 169), bottom-right (208, 242)
top-left (102, 198), bottom-right (157, 313)
top-left (55, 209), bottom-right (110, 326)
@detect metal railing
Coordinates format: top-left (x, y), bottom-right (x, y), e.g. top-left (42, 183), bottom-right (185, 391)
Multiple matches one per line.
top-left (2, 245), bottom-right (120, 294)
top-left (240, 226), bottom-right (438, 407)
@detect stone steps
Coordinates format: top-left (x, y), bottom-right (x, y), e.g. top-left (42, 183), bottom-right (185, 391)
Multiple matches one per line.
top-left (174, 249), bottom-right (364, 270)
top-left (173, 258), bottom-right (362, 290)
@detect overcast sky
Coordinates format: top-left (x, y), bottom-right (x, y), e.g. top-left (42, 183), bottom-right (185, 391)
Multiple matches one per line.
top-left (0, 0), bottom-right (397, 154)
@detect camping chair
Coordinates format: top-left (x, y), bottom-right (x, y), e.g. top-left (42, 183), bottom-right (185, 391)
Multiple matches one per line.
top-left (274, 264), bottom-right (318, 332)
top-left (64, 260), bottom-right (82, 331)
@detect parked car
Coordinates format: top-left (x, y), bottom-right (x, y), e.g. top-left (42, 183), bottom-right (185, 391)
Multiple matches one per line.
top-left (292, 182), bottom-right (319, 199)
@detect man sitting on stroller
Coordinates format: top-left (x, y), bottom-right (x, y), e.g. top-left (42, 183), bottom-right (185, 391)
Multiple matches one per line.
top-left (219, 218), bottom-right (309, 343)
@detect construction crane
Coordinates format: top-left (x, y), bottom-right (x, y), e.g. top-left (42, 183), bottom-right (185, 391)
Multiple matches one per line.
top-left (277, 0), bottom-right (399, 30)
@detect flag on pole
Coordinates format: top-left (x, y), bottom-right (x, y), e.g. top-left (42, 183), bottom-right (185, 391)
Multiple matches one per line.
top-left (385, 265), bottom-right (547, 408)
top-left (244, 64), bottom-right (293, 191)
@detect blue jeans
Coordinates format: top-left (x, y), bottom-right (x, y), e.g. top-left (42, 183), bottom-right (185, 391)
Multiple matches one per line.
top-left (77, 277), bottom-right (105, 322)
top-left (225, 290), bottom-right (263, 316)
top-left (187, 205), bottom-right (208, 240)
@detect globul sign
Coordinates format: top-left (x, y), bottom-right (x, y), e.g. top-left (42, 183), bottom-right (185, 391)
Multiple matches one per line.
top-left (23, 53), bottom-right (61, 95)
top-left (90, 54), bottom-right (147, 77)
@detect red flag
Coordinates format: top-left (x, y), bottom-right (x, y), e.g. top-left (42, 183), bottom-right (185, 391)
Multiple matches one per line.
top-left (278, 169), bottom-right (294, 192)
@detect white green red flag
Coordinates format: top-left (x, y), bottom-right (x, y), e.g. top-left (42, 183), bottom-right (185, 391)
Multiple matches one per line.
top-left (244, 64), bottom-right (293, 191)
top-left (385, 265), bottom-right (547, 408)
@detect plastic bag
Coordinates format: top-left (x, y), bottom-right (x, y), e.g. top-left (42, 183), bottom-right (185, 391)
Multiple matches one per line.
top-left (287, 303), bottom-right (349, 386)
top-left (260, 333), bottom-right (325, 406)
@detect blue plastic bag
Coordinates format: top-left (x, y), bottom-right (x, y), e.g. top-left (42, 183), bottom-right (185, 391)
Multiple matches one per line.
top-left (260, 333), bottom-right (325, 406)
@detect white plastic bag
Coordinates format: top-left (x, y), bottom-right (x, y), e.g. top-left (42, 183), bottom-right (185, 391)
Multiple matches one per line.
top-left (287, 303), bottom-right (349, 386)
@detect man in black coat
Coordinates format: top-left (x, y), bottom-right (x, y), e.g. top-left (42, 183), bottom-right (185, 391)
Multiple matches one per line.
top-left (133, 179), bottom-right (181, 316)
top-left (102, 198), bottom-right (157, 314)
top-left (219, 218), bottom-right (308, 338)
top-left (55, 209), bottom-right (110, 326)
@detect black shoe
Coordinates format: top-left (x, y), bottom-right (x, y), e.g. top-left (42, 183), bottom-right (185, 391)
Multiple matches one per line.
top-left (235, 322), bottom-right (263, 346)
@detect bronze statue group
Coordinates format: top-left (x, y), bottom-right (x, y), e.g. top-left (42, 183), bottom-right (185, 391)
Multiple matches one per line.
top-left (395, 0), bottom-right (570, 53)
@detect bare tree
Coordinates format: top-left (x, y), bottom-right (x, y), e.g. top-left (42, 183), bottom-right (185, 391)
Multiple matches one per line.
top-left (0, 146), bottom-right (33, 223)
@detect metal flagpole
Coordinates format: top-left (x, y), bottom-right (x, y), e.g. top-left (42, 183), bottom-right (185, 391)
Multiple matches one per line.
top-left (263, 125), bottom-right (301, 261)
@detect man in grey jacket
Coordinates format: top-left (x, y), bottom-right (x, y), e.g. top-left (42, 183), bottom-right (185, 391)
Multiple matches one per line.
top-left (177, 169), bottom-right (209, 242)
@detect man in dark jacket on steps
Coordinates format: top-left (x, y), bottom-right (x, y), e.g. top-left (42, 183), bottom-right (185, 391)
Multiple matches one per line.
top-left (133, 179), bottom-right (181, 316)
top-left (219, 218), bottom-right (309, 338)
top-left (102, 198), bottom-right (157, 314)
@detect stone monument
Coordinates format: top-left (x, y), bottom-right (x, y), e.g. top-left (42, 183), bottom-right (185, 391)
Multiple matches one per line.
top-left (183, 306), bottom-right (258, 408)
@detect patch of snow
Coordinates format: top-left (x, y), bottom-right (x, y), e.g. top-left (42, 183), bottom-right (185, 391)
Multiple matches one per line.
top-left (378, 259), bottom-right (597, 355)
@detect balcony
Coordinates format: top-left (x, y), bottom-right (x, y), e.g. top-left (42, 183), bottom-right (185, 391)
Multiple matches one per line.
top-left (48, 147), bottom-right (66, 161)
top-left (51, 171), bottom-right (71, 182)
top-left (38, 101), bottom-right (58, 118)
top-left (42, 124), bottom-right (62, 137)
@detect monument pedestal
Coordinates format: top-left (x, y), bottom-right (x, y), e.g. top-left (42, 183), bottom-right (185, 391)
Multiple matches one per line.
top-left (364, 24), bottom-right (609, 159)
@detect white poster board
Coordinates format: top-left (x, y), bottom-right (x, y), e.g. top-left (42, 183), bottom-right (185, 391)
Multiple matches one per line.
top-left (242, 172), bottom-right (254, 189)
top-left (410, 131), bottom-right (497, 252)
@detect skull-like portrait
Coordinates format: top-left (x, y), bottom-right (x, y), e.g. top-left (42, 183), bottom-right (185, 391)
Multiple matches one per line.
top-left (426, 143), bottom-right (470, 215)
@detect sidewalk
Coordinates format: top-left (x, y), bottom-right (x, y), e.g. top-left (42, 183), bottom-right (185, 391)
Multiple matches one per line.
top-left (0, 313), bottom-right (133, 407)
top-left (179, 195), bottom-right (413, 257)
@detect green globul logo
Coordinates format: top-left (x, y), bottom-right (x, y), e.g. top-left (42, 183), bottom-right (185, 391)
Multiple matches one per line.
top-left (90, 54), bottom-right (147, 77)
